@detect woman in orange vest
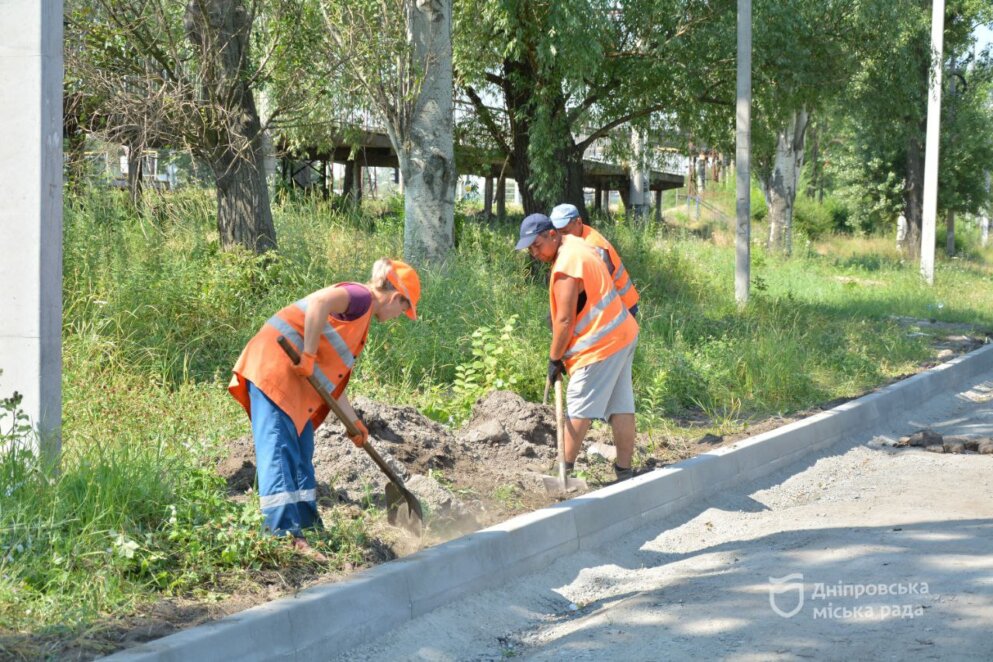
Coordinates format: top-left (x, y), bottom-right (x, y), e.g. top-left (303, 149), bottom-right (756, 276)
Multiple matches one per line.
top-left (516, 214), bottom-right (639, 482)
top-left (229, 259), bottom-right (421, 558)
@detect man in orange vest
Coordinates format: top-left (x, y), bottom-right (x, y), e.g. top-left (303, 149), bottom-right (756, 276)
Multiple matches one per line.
top-left (549, 203), bottom-right (640, 318)
top-left (516, 214), bottom-right (639, 482)
top-left (229, 259), bottom-right (421, 559)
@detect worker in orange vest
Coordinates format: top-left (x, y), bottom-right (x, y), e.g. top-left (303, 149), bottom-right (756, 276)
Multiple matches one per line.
top-left (516, 214), bottom-right (639, 481)
top-left (550, 203), bottom-right (640, 318)
top-left (229, 259), bottom-right (421, 559)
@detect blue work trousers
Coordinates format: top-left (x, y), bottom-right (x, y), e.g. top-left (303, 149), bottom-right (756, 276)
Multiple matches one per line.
top-left (248, 381), bottom-right (321, 537)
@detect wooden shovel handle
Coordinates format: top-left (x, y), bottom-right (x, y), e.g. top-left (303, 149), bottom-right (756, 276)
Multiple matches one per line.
top-left (276, 335), bottom-right (361, 437)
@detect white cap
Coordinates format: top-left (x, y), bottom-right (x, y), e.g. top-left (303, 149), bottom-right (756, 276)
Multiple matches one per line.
top-left (549, 203), bottom-right (580, 229)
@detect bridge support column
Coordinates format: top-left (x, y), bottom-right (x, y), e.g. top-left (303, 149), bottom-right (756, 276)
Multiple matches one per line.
top-left (594, 185), bottom-right (603, 211)
top-left (483, 177), bottom-right (494, 218)
top-left (496, 175), bottom-right (506, 221)
top-left (655, 189), bottom-right (663, 223)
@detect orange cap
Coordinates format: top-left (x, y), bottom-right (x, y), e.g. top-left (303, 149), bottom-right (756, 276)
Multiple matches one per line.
top-left (384, 259), bottom-right (421, 320)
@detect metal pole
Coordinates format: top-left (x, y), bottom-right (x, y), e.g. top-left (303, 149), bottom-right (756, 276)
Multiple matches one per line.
top-left (920, 0), bottom-right (945, 285)
top-left (735, 0), bottom-right (752, 306)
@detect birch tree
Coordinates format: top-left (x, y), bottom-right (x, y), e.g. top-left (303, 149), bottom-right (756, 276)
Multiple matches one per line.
top-left (750, 0), bottom-right (866, 254)
top-left (319, 0), bottom-right (455, 265)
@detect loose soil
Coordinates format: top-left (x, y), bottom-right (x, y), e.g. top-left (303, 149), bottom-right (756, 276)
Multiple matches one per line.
top-left (12, 324), bottom-right (990, 660)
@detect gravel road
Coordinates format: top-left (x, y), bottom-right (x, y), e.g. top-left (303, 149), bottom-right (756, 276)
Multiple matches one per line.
top-left (336, 379), bottom-right (993, 661)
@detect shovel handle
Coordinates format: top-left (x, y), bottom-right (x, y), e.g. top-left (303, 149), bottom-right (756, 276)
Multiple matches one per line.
top-left (555, 377), bottom-right (567, 486)
top-left (276, 335), bottom-right (424, 528)
top-left (276, 336), bottom-right (360, 436)
top-left (276, 335), bottom-right (408, 490)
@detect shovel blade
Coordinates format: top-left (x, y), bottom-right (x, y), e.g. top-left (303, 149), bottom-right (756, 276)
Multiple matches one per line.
top-left (385, 482), bottom-right (423, 536)
top-left (541, 475), bottom-right (588, 496)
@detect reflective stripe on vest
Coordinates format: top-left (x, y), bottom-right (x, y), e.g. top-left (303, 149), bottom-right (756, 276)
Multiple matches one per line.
top-left (617, 278), bottom-right (633, 296)
top-left (259, 488), bottom-right (316, 510)
top-left (574, 286), bottom-right (619, 337)
top-left (295, 300), bottom-right (356, 368)
top-left (265, 318), bottom-right (340, 395)
top-left (565, 306), bottom-right (631, 359)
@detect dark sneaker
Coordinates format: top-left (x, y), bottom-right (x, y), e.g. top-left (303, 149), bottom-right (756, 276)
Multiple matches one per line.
top-left (613, 464), bottom-right (634, 482)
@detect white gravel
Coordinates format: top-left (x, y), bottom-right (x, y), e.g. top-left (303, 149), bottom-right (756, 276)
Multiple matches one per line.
top-left (335, 379), bottom-right (993, 661)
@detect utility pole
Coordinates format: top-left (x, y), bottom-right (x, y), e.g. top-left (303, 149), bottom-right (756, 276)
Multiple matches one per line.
top-left (920, 0), bottom-right (945, 285)
top-left (735, 0), bottom-right (752, 306)
top-left (0, 1), bottom-right (63, 464)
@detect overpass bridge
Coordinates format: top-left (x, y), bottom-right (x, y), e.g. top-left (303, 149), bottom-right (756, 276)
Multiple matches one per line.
top-left (278, 124), bottom-right (684, 219)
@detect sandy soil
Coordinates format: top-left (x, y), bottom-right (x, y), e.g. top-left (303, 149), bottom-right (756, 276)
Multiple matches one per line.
top-left (334, 379), bottom-right (993, 661)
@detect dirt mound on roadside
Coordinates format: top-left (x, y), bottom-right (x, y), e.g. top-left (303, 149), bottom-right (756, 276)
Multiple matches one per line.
top-left (460, 390), bottom-right (558, 468)
top-left (217, 390), bottom-right (598, 520)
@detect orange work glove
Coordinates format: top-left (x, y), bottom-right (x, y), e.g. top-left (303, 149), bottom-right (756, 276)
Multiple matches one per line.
top-left (349, 419), bottom-right (369, 448)
top-left (293, 351), bottom-right (317, 378)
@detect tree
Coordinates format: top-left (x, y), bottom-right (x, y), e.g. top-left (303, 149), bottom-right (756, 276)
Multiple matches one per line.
top-left (318, 0), bottom-right (455, 265)
top-left (66, 0), bottom-right (310, 253)
top-left (836, 0), bottom-right (993, 259)
top-left (455, 0), bottom-right (734, 216)
top-left (748, 0), bottom-right (868, 254)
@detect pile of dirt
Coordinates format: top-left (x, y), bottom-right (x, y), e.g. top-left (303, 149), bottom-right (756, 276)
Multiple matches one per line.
top-left (217, 390), bottom-right (595, 532)
top-left (460, 390), bottom-right (558, 468)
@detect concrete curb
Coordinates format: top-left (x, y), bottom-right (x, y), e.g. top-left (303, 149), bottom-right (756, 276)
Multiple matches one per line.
top-left (104, 344), bottom-right (993, 661)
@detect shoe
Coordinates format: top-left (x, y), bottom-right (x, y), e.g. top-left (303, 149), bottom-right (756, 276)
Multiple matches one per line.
top-left (291, 537), bottom-right (328, 563)
top-left (613, 464), bottom-right (634, 482)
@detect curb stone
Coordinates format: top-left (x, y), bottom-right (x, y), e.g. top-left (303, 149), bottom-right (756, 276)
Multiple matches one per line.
top-left (103, 343), bottom-right (993, 661)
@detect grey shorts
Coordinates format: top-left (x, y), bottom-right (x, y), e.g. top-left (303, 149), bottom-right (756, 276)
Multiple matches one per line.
top-left (566, 338), bottom-right (637, 421)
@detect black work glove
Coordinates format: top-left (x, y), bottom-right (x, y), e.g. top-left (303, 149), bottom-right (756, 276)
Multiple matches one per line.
top-left (547, 358), bottom-right (566, 384)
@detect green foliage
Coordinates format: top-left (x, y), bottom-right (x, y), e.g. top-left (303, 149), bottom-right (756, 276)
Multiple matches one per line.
top-left (452, 316), bottom-right (523, 420)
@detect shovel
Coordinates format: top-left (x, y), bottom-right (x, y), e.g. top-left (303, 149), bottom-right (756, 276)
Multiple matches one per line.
top-left (276, 336), bottom-right (423, 536)
top-left (542, 377), bottom-right (588, 495)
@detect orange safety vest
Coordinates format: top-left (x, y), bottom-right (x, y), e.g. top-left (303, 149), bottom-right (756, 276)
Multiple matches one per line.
top-left (229, 284), bottom-right (373, 434)
top-left (551, 235), bottom-right (639, 372)
top-left (580, 224), bottom-right (640, 310)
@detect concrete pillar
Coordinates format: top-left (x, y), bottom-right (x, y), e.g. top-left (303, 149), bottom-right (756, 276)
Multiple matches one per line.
top-left (483, 176), bottom-right (494, 218)
top-left (496, 175), bottom-right (506, 221)
top-left (654, 189), bottom-right (663, 223)
top-left (981, 216), bottom-right (989, 247)
top-left (601, 188), bottom-right (610, 215)
top-left (0, 1), bottom-right (63, 462)
top-left (594, 185), bottom-right (603, 211)
top-left (629, 129), bottom-right (650, 218)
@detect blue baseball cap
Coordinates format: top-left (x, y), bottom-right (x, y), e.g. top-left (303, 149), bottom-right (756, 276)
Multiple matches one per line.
top-left (550, 203), bottom-right (580, 229)
top-left (515, 213), bottom-right (555, 250)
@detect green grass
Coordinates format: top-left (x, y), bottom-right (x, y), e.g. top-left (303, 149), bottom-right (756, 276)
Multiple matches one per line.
top-left (2, 185), bottom-right (992, 651)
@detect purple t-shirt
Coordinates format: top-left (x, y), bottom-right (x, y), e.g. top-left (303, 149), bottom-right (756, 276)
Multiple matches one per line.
top-left (331, 283), bottom-right (372, 322)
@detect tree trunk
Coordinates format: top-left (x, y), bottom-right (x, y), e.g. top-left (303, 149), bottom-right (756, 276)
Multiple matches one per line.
top-left (945, 209), bottom-right (955, 256)
top-left (496, 174), bottom-right (507, 221)
top-left (903, 127), bottom-right (926, 260)
top-left (805, 121), bottom-right (820, 199)
top-left (483, 176), bottom-right (494, 218)
top-left (185, 0), bottom-right (277, 253)
top-left (762, 109), bottom-right (808, 255)
top-left (126, 144), bottom-right (143, 211)
top-left (400, 0), bottom-right (455, 264)
top-left (501, 57), bottom-right (587, 216)
top-left (211, 147), bottom-right (276, 253)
